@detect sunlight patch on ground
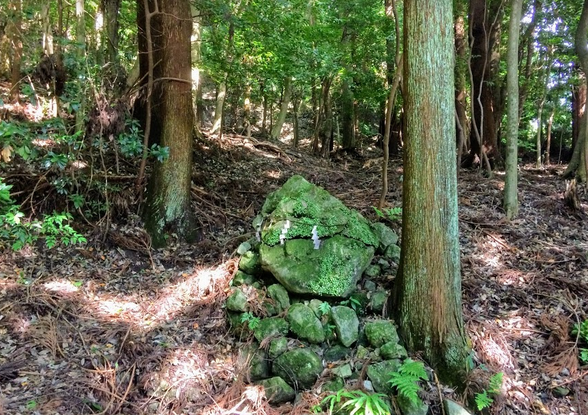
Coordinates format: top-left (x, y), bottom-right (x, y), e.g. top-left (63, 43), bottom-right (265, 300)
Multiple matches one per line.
top-left (497, 269), bottom-right (534, 287)
top-left (43, 279), bottom-right (80, 294)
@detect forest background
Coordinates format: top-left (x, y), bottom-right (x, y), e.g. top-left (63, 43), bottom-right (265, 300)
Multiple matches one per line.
top-left (0, 0), bottom-right (588, 414)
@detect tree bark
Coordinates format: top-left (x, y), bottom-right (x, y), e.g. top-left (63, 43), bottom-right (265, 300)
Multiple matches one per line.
top-left (392, 0), bottom-right (469, 386)
top-left (143, 0), bottom-right (196, 247)
top-left (103, 0), bottom-right (121, 64)
top-left (271, 77), bottom-right (292, 140)
top-left (8, 0), bottom-right (23, 102)
top-left (503, 0), bottom-right (523, 220)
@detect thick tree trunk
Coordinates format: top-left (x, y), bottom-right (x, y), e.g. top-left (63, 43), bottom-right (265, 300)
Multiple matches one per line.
top-left (143, 0), bottom-right (196, 247)
top-left (503, 0), bottom-right (523, 220)
top-left (392, 0), bottom-right (469, 386)
top-left (564, 0), bottom-right (588, 181)
top-left (271, 77), bottom-right (292, 140)
top-left (466, 0), bottom-right (502, 167)
top-left (571, 80), bottom-right (586, 151)
top-left (103, 0), bottom-right (121, 64)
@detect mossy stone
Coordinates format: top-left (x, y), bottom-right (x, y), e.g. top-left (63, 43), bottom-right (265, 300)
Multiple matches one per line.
top-left (258, 376), bottom-right (296, 404)
top-left (324, 345), bottom-right (351, 362)
top-left (233, 271), bottom-right (256, 286)
top-left (370, 222), bottom-right (399, 253)
top-left (253, 317), bottom-right (289, 342)
top-left (239, 250), bottom-right (261, 274)
top-left (273, 348), bottom-right (323, 389)
top-left (237, 242), bottom-right (252, 255)
top-left (364, 320), bottom-right (399, 348)
top-left (226, 288), bottom-right (248, 312)
top-left (330, 306), bottom-right (359, 347)
top-left (364, 264), bottom-right (381, 279)
top-left (268, 337), bottom-right (288, 359)
top-left (366, 359), bottom-right (401, 393)
top-left (239, 345), bottom-right (270, 381)
top-left (369, 291), bottom-right (388, 314)
top-left (398, 394), bottom-right (429, 415)
top-left (267, 284), bottom-right (290, 313)
top-left (331, 363), bottom-right (353, 379)
top-left (384, 244), bottom-right (401, 263)
top-left (380, 341), bottom-right (408, 360)
top-left (322, 377), bottom-right (345, 393)
top-left (286, 303), bottom-right (325, 344)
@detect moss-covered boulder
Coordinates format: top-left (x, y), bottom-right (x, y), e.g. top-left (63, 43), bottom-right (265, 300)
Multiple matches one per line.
top-left (364, 320), bottom-right (400, 348)
top-left (273, 348), bottom-right (323, 389)
top-left (380, 341), bottom-right (408, 360)
top-left (226, 288), bottom-right (248, 312)
top-left (239, 345), bottom-right (270, 381)
top-left (258, 377), bottom-right (296, 404)
top-left (239, 251), bottom-right (262, 274)
top-left (257, 175), bottom-right (377, 298)
top-left (286, 303), bottom-right (325, 344)
top-left (267, 284), bottom-right (290, 313)
top-left (253, 317), bottom-right (289, 343)
top-left (330, 306), bottom-right (359, 347)
top-left (366, 359), bottom-right (402, 393)
top-left (370, 222), bottom-right (399, 253)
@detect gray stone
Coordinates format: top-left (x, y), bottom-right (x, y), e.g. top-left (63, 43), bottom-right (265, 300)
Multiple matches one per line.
top-left (239, 345), bottom-right (270, 381)
top-left (377, 258), bottom-right (391, 269)
top-left (364, 320), bottom-right (399, 348)
top-left (260, 237), bottom-right (374, 298)
top-left (226, 288), bottom-right (248, 312)
top-left (364, 265), bottom-right (381, 279)
top-left (369, 291), bottom-right (388, 314)
top-left (443, 399), bottom-right (473, 415)
top-left (232, 271), bottom-right (256, 286)
top-left (384, 244), bottom-right (401, 262)
top-left (331, 363), bottom-right (353, 379)
top-left (273, 348), bottom-right (323, 389)
top-left (253, 317), bottom-right (289, 342)
top-left (267, 284), bottom-right (290, 313)
top-left (324, 345), bottom-right (351, 362)
top-left (257, 175), bottom-right (378, 298)
top-left (239, 251), bottom-right (262, 274)
top-left (364, 279), bottom-right (377, 292)
top-left (286, 303), bottom-right (325, 344)
top-left (268, 337), bottom-right (288, 359)
top-left (370, 222), bottom-right (399, 252)
top-left (380, 341), bottom-right (408, 360)
top-left (308, 299), bottom-right (327, 318)
top-left (398, 394), bottom-right (429, 415)
top-left (258, 377), bottom-right (296, 404)
top-left (237, 242), bottom-right (252, 255)
top-left (366, 360), bottom-right (401, 393)
top-left (331, 306), bottom-right (359, 347)
top-left (356, 345), bottom-right (370, 359)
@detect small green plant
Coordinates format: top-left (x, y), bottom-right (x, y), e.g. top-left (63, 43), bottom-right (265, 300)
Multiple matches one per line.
top-left (150, 143), bottom-right (170, 162)
top-left (373, 206), bottom-right (402, 222)
top-left (318, 301), bottom-right (331, 316)
top-left (474, 372), bottom-right (503, 411)
top-left (318, 388), bottom-right (391, 415)
top-left (240, 312), bottom-right (261, 330)
top-left (26, 400), bottom-right (37, 410)
top-left (388, 359), bottom-right (427, 406)
top-left (572, 320), bottom-right (588, 364)
top-left (340, 295), bottom-right (362, 313)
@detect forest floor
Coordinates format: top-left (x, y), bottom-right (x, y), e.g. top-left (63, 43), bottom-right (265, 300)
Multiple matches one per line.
top-left (1, 129), bottom-right (587, 415)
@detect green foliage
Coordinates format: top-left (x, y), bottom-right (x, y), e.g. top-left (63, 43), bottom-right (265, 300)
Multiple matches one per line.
top-left (388, 359), bottom-right (427, 406)
top-left (318, 388), bottom-right (391, 415)
top-left (240, 312), bottom-right (260, 330)
top-left (373, 206), bottom-right (402, 222)
top-left (572, 320), bottom-right (588, 364)
top-left (474, 372), bottom-right (503, 411)
top-left (340, 295), bottom-right (361, 313)
top-left (318, 301), bottom-right (332, 316)
top-left (0, 178), bottom-right (86, 250)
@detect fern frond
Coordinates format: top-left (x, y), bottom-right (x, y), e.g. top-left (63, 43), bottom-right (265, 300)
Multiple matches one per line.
top-left (488, 372), bottom-right (503, 393)
top-left (399, 359), bottom-right (427, 380)
top-left (475, 390), bottom-right (493, 410)
top-left (389, 372), bottom-right (421, 406)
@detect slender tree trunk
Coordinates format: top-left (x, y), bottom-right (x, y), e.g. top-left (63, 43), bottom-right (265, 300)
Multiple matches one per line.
top-left (75, 0), bottom-right (86, 133)
top-left (143, 0), bottom-right (196, 247)
top-left (192, 5), bottom-right (203, 131)
top-left (212, 80), bottom-right (227, 134)
top-left (503, 0), bottom-right (523, 220)
top-left (455, 14), bottom-right (468, 159)
top-left (8, 0), bottom-right (23, 102)
top-left (340, 79), bottom-right (355, 150)
top-left (393, 0), bottom-right (469, 385)
top-left (544, 108), bottom-right (554, 165)
top-left (271, 77), bottom-right (292, 140)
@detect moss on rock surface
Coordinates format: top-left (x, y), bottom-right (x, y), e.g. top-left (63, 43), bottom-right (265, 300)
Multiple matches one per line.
top-left (272, 348), bottom-right (323, 388)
